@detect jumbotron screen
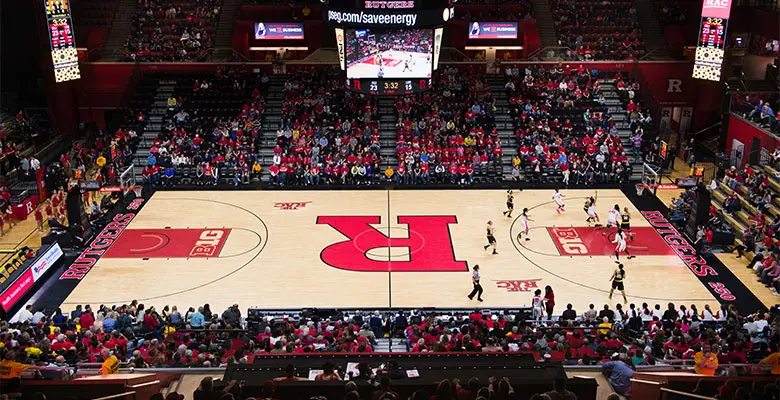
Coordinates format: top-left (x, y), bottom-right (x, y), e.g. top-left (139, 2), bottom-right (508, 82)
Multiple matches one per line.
top-left (345, 28), bottom-right (433, 79)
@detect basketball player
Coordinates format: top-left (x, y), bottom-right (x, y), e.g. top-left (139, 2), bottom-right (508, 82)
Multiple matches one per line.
top-left (467, 264), bottom-right (484, 302)
top-left (553, 189), bottom-right (566, 214)
top-left (609, 263), bottom-right (628, 303)
top-left (585, 195), bottom-right (601, 226)
top-left (612, 228), bottom-right (635, 262)
top-left (378, 64), bottom-right (384, 78)
top-left (517, 208), bottom-right (532, 241)
top-left (621, 207), bottom-right (634, 241)
top-left (483, 221), bottom-right (498, 255)
top-left (403, 59), bottom-right (411, 73)
top-left (503, 190), bottom-right (514, 218)
top-left (603, 204), bottom-right (621, 236)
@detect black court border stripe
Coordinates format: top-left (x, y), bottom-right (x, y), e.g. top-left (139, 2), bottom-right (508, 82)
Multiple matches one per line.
top-left (622, 186), bottom-right (767, 315)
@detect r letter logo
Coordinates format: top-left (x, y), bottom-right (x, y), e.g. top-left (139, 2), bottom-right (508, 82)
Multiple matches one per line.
top-left (317, 215), bottom-right (468, 272)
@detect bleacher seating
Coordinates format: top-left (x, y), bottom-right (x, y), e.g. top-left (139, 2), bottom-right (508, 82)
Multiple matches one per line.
top-left (269, 67), bottom-right (381, 186)
top-left (123, 0), bottom-right (221, 62)
top-left (506, 66), bottom-right (631, 184)
top-left (549, 0), bottom-right (646, 60)
top-left (71, 0), bottom-right (119, 29)
top-left (142, 68), bottom-right (265, 186)
top-left (391, 67), bottom-right (503, 185)
top-left (708, 163), bottom-right (780, 294)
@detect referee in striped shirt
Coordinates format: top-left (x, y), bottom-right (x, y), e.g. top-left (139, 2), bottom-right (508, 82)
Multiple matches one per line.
top-left (467, 265), bottom-right (484, 302)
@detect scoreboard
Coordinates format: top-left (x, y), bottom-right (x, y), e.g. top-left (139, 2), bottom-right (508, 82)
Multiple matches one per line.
top-left (44, 0), bottom-right (80, 83)
top-left (693, 0), bottom-right (731, 82)
top-left (346, 78), bottom-right (432, 95)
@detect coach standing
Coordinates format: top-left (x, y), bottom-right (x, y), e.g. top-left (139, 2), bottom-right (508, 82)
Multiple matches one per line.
top-left (467, 265), bottom-right (484, 302)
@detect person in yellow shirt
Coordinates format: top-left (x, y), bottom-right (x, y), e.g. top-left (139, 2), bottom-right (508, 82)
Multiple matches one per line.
top-left (302, 5), bottom-right (311, 17)
top-left (597, 317), bottom-right (613, 337)
top-left (167, 96), bottom-right (177, 109)
top-left (0, 352), bottom-right (30, 379)
top-left (513, 155), bottom-right (521, 167)
top-left (758, 344), bottom-right (780, 375)
top-left (693, 344), bottom-right (718, 376)
top-left (100, 348), bottom-right (119, 375)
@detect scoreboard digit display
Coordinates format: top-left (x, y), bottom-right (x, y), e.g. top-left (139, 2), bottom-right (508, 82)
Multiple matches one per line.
top-left (44, 0), bottom-right (80, 83)
top-left (693, 0), bottom-right (732, 82)
top-left (346, 78), bottom-right (432, 95)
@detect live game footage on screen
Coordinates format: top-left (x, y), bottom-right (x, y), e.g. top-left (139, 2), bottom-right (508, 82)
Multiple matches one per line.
top-left (345, 28), bottom-right (433, 79)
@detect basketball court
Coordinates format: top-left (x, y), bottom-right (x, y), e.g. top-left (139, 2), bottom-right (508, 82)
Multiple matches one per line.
top-left (348, 50), bottom-right (433, 79)
top-left (60, 189), bottom-right (724, 313)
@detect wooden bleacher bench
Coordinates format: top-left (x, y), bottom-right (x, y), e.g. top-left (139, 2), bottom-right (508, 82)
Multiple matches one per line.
top-left (716, 181), bottom-right (776, 224)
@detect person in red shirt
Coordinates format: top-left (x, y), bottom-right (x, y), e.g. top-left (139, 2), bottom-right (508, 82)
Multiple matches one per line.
top-left (34, 207), bottom-right (44, 233)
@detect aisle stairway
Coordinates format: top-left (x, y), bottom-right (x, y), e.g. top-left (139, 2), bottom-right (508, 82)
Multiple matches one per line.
top-left (487, 75), bottom-right (519, 179)
top-left (378, 97), bottom-right (399, 171)
top-left (103, 0), bottom-right (137, 59)
top-left (596, 79), bottom-right (644, 180)
top-left (531, 0), bottom-right (559, 50)
top-left (212, 0), bottom-right (243, 60)
top-left (257, 76), bottom-right (286, 182)
top-left (633, 0), bottom-right (673, 60)
top-left (133, 79), bottom-right (176, 181)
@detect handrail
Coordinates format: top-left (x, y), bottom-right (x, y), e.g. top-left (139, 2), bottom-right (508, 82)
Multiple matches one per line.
top-left (689, 121), bottom-right (722, 137)
top-left (127, 380), bottom-right (161, 389)
top-left (91, 391), bottom-right (136, 400)
top-left (660, 388), bottom-right (717, 400)
top-left (232, 49), bottom-right (250, 62)
top-left (631, 378), bottom-right (664, 386)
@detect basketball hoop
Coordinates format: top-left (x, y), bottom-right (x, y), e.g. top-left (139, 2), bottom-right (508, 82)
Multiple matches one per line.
top-left (635, 183), bottom-right (646, 196)
top-left (133, 186), bottom-right (143, 198)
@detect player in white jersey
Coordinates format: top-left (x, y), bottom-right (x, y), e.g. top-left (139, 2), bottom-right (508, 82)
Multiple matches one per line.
top-left (516, 208), bottom-right (532, 241)
top-left (585, 196), bottom-right (601, 227)
top-left (553, 188), bottom-right (565, 214)
top-left (603, 204), bottom-right (621, 235)
top-left (612, 228), bottom-right (635, 263)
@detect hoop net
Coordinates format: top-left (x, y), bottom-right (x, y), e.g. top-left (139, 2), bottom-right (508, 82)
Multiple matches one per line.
top-left (635, 183), bottom-right (646, 196)
top-left (133, 186), bottom-right (143, 198)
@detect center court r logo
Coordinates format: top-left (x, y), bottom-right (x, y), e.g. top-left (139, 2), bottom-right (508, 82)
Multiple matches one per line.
top-left (316, 215), bottom-right (468, 272)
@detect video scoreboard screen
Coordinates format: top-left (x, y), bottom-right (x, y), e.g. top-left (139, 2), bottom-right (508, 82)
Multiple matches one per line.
top-left (328, 0), bottom-right (449, 95)
top-left (44, 0), bottom-right (80, 83)
top-left (345, 28), bottom-right (433, 79)
top-left (693, 0), bottom-right (732, 82)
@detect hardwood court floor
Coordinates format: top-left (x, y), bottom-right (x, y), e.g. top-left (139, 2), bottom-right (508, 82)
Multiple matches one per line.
top-left (61, 189), bottom-right (718, 313)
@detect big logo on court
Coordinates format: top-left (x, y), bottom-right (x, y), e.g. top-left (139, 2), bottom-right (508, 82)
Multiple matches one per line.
top-left (317, 215), bottom-right (468, 272)
top-left (103, 228), bottom-right (231, 258)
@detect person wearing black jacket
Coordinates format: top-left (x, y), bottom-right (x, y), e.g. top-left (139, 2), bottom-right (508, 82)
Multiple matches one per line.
top-left (561, 304), bottom-right (577, 321)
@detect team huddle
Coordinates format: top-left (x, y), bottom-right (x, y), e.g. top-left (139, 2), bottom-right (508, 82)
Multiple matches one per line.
top-left (475, 189), bottom-right (636, 303)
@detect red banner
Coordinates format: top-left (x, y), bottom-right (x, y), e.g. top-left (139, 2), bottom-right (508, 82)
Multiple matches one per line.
top-left (36, 168), bottom-right (47, 202)
top-left (103, 228), bottom-right (231, 258)
top-left (11, 195), bottom-right (39, 220)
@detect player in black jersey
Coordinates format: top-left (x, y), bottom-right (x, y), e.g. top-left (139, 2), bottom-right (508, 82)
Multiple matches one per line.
top-left (503, 190), bottom-right (514, 218)
top-left (483, 221), bottom-right (498, 254)
top-left (609, 263), bottom-right (627, 303)
top-left (621, 207), bottom-right (634, 241)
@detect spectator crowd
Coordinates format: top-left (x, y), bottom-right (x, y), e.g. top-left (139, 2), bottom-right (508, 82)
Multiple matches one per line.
top-left (550, 0), bottom-right (645, 60)
top-left (123, 0), bottom-right (221, 62)
top-left (505, 65), bottom-right (633, 185)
